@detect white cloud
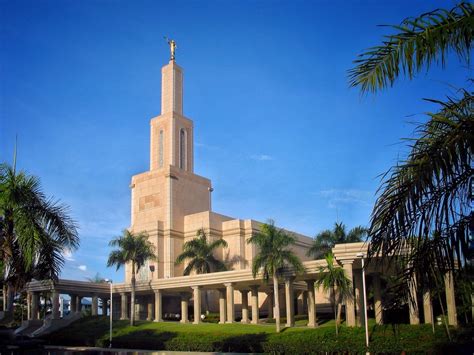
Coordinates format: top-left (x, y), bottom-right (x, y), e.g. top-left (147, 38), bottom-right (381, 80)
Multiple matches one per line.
top-left (319, 189), bottom-right (373, 209)
top-left (62, 249), bottom-right (75, 262)
top-left (78, 265), bottom-right (87, 271)
top-left (250, 154), bottom-right (274, 161)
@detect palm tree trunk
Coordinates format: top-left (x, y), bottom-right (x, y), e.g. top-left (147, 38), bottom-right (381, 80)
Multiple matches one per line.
top-left (205, 290), bottom-right (209, 315)
top-left (6, 284), bottom-right (14, 313)
top-left (130, 263), bottom-right (136, 326)
top-left (273, 273), bottom-right (280, 333)
top-left (2, 285), bottom-right (6, 311)
top-left (332, 286), bottom-right (338, 335)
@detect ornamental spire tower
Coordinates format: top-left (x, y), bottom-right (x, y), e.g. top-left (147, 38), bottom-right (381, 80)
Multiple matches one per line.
top-left (130, 44), bottom-right (211, 278)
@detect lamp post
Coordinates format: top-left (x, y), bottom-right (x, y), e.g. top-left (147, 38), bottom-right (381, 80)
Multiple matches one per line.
top-left (357, 252), bottom-right (369, 353)
top-left (105, 279), bottom-right (113, 348)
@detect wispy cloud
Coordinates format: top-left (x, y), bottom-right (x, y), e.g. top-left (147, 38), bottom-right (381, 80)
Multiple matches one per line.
top-left (78, 265), bottom-right (87, 271)
top-left (250, 154), bottom-right (274, 161)
top-left (62, 248), bottom-right (75, 262)
top-left (318, 189), bottom-right (373, 209)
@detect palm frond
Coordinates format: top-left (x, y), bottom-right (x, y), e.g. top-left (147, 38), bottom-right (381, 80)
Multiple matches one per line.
top-left (348, 2), bottom-right (473, 93)
top-left (368, 91), bottom-right (473, 277)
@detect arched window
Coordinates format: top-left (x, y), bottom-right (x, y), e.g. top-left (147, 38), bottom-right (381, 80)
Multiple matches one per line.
top-left (158, 130), bottom-right (164, 168)
top-left (179, 128), bottom-right (186, 170)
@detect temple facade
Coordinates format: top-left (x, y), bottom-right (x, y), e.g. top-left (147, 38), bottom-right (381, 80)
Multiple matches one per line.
top-left (127, 57), bottom-right (313, 284)
top-left (21, 55), bottom-right (459, 337)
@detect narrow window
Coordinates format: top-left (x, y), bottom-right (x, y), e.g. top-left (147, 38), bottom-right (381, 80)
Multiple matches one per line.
top-left (159, 130), bottom-right (164, 168)
top-left (179, 128), bottom-right (186, 170)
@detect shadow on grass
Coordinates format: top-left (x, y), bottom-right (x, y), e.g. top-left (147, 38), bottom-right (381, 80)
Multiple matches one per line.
top-left (111, 330), bottom-right (177, 350)
top-left (213, 333), bottom-right (268, 353)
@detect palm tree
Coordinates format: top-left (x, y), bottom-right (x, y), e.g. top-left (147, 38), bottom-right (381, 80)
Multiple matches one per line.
top-left (307, 222), bottom-right (367, 259)
top-left (175, 228), bottom-right (228, 313)
top-left (86, 272), bottom-right (105, 283)
top-left (175, 228), bottom-right (228, 275)
top-left (0, 162), bottom-right (79, 314)
top-left (107, 230), bottom-right (156, 326)
top-left (348, 2), bottom-right (473, 298)
top-left (315, 253), bottom-right (353, 335)
top-left (247, 220), bottom-right (304, 333)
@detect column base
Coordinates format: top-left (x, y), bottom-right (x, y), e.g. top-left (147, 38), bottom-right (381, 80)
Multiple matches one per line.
top-left (225, 321), bottom-right (234, 324)
top-left (153, 318), bottom-right (163, 322)
top-left (240, 320), bottom-right (249, 324)
top-left (307, 322), bottom-right (317, 328)
top-left (286, 322), bottom-right (295, 327)
top-left (193, 320), bottom-right (201, 325)
top-left (180, 320), bottom-right (189, 324)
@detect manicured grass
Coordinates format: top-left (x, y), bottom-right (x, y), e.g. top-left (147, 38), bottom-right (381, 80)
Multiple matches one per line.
top-left (44, 316), bottom-right (473, 353)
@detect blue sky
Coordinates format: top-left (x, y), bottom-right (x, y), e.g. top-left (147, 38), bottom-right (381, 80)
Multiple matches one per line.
top-left (1, 0), bottom-right (469, 282)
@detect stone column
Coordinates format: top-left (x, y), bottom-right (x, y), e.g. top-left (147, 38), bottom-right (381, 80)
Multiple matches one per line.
top-left (297, 291), bottom-right (307, 315)
top-left (218, 289), bottom-right (226, 324)
top-left (353, 270), bottom-right (364, 326)
top-left (147, 295), bottom-right (154, 321)
top-left (342, 261), bottom-right (356, 326)
top-left (423, 290), bottom-right (433, 324)
top-left (154, 290), bottom-right (162, 322)
top-left (240, 290), bottom-right (249, 324)
top-left (372, 273), bottom-right (383, 324)
top-left (192, 286), bottom-right (202, 324)
top-left (69, 294), bottom-right (77, 313)
top-left (266, 291), bottom-right (274, 319)
top-left (120, 293), bottom-right (129, 320)
top-left (77, 296), bottom-right (83, 313)
top-left (31, 292), bottom-right (39, 320)
top-left (225, 283), bottom-right (235, 323)
top-left (51, 290), bottom-right (60, 320)
top-left (26, 292), bottom-right (32, 320)
top-left (180, 293), bottom-right (189, 323)
top-left (408, 280), bottom-right (420, 325)
top-left (444, 271), bottom-right (458, 326)
top-left (306, 280), bottom-right (317, 327)
top-left (250, 286), bottom-right (259, 324)
top-left (91, 294), bottom-right (98, 316)
top-left (285, 277), bottom-right (295, 327)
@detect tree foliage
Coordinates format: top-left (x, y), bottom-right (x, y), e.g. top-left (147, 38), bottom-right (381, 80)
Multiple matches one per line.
top-left (0, 163), bottom-right (79, 311)
top-left (107, 229), bottom-right (156, 325)
top-left (248, 220), bottom-right (304, 332)
top-left (175, 228), bottom-right (228, 275)
top-left (349, 1), bottom-right (473, 314)
top-left (349, 2), bottom-right (473, 93)
top-left (307, 222), bottom-right (367, 259)
top-left (315, 253), bottom-right (353, 335)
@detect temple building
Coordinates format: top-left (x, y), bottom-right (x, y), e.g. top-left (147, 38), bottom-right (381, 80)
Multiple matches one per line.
top-left (20, 52), bottom-right (459, 337)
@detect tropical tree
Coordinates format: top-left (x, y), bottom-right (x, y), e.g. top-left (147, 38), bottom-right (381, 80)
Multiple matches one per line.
top-left (348, 2), bottom-right (473, 298)
top-left (175, 228), bottom-right (228, 313)
top-left (315, 253), bottom-right (353, 335)
top-left (307, 222), bottom-right (367, 259)
top-left (0, 162), bottom-right (79, 314)
top-left (107, 230), bottom-right (156, 326)
top-left (247, 220), bottom-right (305, 332)
top-left (86, 272), bottom-right (105, 283)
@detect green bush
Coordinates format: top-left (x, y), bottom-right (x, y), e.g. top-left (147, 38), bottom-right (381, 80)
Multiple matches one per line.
top-left (43, 316), bottom-right (473, 354)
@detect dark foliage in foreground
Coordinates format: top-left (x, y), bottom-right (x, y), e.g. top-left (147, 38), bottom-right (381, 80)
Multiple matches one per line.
top-left (43, 316), bottom-right (473, 354)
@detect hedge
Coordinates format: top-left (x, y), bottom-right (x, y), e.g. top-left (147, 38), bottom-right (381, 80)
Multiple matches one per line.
top-left (44, 317), bottom-right (473, 354)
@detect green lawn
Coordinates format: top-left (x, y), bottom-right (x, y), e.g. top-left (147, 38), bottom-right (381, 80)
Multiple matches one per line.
top-left (44, 316), bottom-right (472, 353)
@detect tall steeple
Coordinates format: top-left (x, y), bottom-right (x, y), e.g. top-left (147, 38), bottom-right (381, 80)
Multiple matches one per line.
top-left (161, 61), bottom-right (183, 115)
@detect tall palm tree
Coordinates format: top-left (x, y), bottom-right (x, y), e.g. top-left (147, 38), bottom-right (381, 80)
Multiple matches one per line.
top-left (348, 2), bottom-right (473, 297)
top-left (307, 222), bottom-right (367, 259)
top-left (0, 162), bottom-right (79, 314)
top-left (175, 228), bottom-right (228, 313)
top-left (315, 253), bottom-right (353, 335)
top-left (175, 228), bottom-right (228, 275)
top-left (247, 220), bottom-right (304, 333)
top-left (107, 230), bottom-right (156, 326)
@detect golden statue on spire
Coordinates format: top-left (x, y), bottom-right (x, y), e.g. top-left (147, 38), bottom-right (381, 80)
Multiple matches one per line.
top-left (164, 36), bottom-right (177, 61)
